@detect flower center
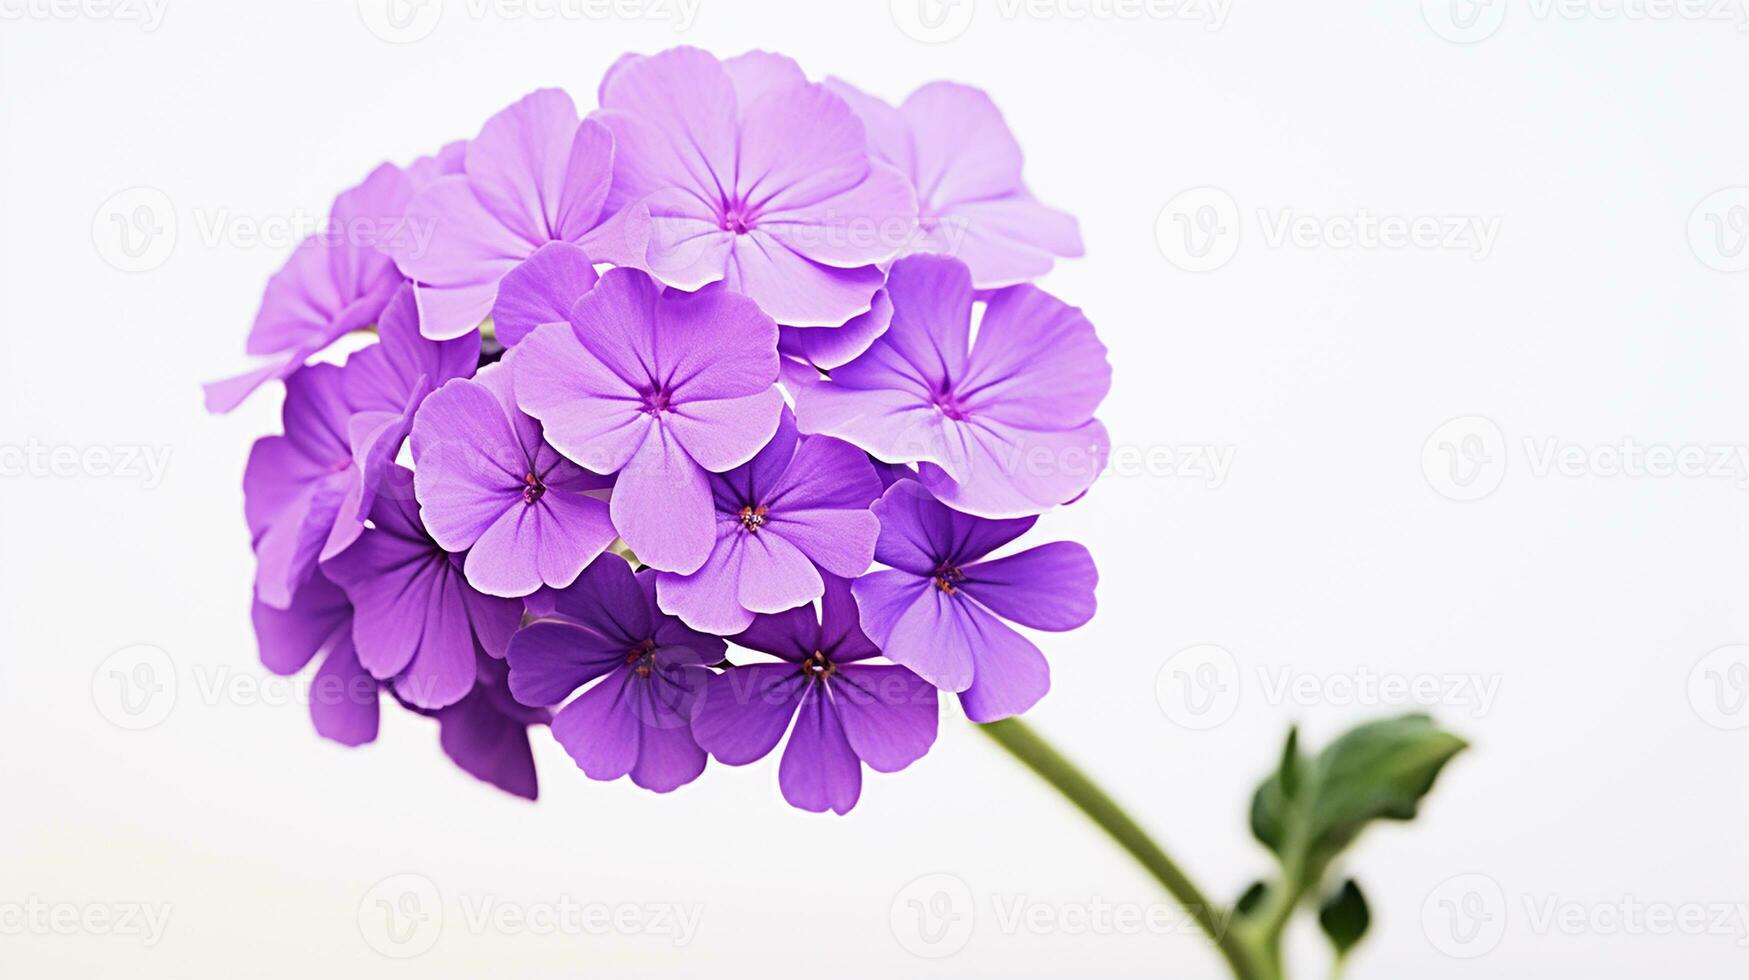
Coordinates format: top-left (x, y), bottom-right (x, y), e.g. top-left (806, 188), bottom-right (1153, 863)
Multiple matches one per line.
top-left (641, 389), bottom-right (673, 415)
top-left (721, 210), bottom-right (752, 235)
top-left (521, 471), bottom-right (545, 506)
top-left (625, 637), bottom-right (657, 678)
top-left (931, 385), bottom-right (970, 421)
top-left (801, 650), bottom-right (835, 680)
top-left (933, 564), bottom-right (965, 595)
top-left (737, 504), bottom-right (769, 532)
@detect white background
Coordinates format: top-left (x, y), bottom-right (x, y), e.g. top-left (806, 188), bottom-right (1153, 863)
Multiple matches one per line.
top-left (4, 0), bottom-right (1748, 977)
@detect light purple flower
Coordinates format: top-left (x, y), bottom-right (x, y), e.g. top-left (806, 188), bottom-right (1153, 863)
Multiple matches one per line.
top-left (251, 568), bottom-right (380, 746)
top-left (655, 409), bottom-right (882, 634)
top-left (593, 47), bottom-right (916, 327)
top-left (244, 363), bottom-right (358, 609)
top-left (204, 162), bottom-right (416, 413)
top-left (851, 480), bottom-right (1097, 722)
top-left (388, 89), bottom-right (646, 341)
top-left (691, 576), bottom-right (938, 814)
top-left (506, 554), bottom-right (725, 793)
top-left (433, 654), bottom-right (551, 800)
top-left (489, 241), bottom-right (599, 349)
top-left (513, 267), bottom-right (784, 574)
top-left (794, 255), bottom-right (1111, 518)
top-left (826, 79), bottom-right (1083, 288)
top-left (323, 467), bottom-right (524, 709)
top-left (410, 362), bottom-right (616, 598)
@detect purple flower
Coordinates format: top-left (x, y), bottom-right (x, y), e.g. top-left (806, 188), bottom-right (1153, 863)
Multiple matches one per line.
top-left (777, 289), bottom-right (893, 373)
top-left (826, 79), bottom-right (1083, 288)
top-left (691, 576), bottom-right (938, 814)
top-left (489, 241), bottom-right (599, 349)
top-left (323, 467), bottom-right (525, 709)
top-left (410, 362), bottom-right (616, 598)
top-left (513, 267), bottom-right (784, 574)
top-left (433, 655), bottom-right (551, 800)
top-left (594, 47), bottom-right (915, 327)
top-left (506, 554), bottom-right (725, 793)
top-left (252, 568), bottom-right (380, 747)
top-left (655, 410), bottom-right (882, 634)
top-left (794, 255), bottom-right (1110, 519)
top-left (388, 89), bottom-right (646, 341)
top-left (851, 480), bottom-right (1097, 722)
top-left (204, 162), bottom-right (415, 413)
top-left (242, 287), bottom-right (475, 608)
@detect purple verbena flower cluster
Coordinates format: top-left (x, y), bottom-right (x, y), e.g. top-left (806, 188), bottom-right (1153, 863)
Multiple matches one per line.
top-left (217, 48), bottom-right (1108, 814)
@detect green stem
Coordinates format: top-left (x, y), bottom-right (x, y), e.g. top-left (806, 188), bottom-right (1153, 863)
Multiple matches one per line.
top-left (976, 718), bottom-right (1261, 980)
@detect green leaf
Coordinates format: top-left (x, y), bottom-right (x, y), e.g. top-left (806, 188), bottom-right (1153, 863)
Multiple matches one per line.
top-left (1251, 714), bottom-right (1467, 868)
top-left (1318, 879), bottom-right (1370, 956)
top-left (1235, 880), bottom-right (1268, 917)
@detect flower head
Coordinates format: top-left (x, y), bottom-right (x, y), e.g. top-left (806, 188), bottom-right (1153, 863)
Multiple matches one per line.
top-left (654, 409), bottom-right (882, 634)
top-left (251, 567), bottom-right (379, 747)
top-left (691, 576), bottom-right (938, 814)
top-left (594, 47), bottom-right (916, 327)
top-left (506, 554), bottom-right (725, 793)
top-left (851, 480), bottom-right (1097, 722)
top-left (513, 267), bottom-right (784, 574)
top-left (411, 361), bottom-right (615, 598)
top-left (795, 254), bottom-right (1110, 518)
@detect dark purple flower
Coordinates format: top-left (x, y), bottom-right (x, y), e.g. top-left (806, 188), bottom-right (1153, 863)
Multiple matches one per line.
top-left (851, 480), bottom-right (1097, 722)
top-left (387, 89), bottom-right (646, 341)
top-left (794, 254), bottom-right (1110, 519)
top-left (594, 47), bottom-right (915, 327)
top-left (513, 267), bottom-right (784, 574)
top-left (826, 79), bottom-right (1083, 287)
top-left (655, 409), bottom-right (882, 634)
top-left (433, 654), bottom-right (552, 800)
top-left (410, 362), bottom-right (616, 598)
top-left (506, 554), bottom-right (725, 793)
top-left (691, 576), bottom-right (938, 814)
top-left (323, 467), bottom-right (524, 710)
top-left (251, 568), bottom-right (380, 747)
